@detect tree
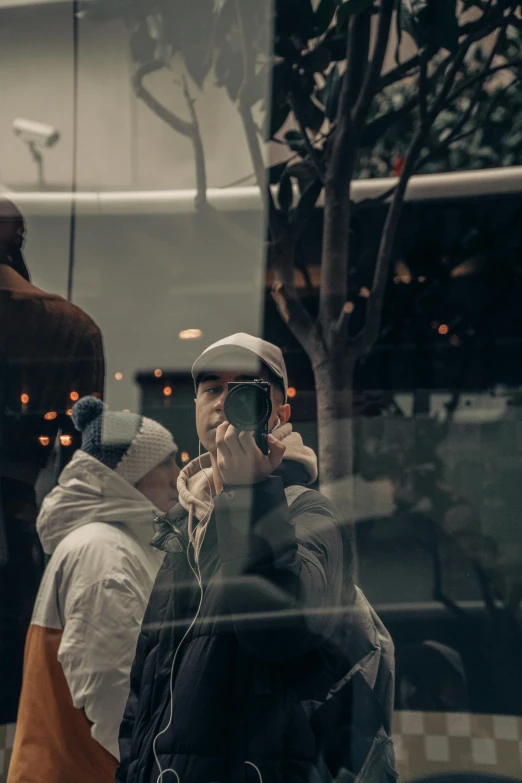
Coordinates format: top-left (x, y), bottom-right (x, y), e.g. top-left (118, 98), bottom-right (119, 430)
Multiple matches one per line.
top-left (82, 0), bottom-right (522, 558)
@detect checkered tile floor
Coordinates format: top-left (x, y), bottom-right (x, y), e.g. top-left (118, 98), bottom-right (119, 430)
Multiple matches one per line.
top-left (393, 711), bottom-right (522, 780)
top-left (2, 713), bottom-right (522, 781)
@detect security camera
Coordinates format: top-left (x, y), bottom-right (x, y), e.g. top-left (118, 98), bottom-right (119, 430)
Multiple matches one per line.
top-left (12, 118), bottom-right (60, 148)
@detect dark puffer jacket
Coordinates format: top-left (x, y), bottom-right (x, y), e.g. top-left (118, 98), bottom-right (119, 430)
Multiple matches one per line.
top-left (117, 463), bottom-right (396, 783)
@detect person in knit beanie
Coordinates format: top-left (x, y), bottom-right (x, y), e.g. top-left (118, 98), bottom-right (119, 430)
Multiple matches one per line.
top-left (8, 397), bottom-right (179, 783)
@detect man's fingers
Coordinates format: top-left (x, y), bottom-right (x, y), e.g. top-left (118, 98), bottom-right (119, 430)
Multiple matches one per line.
top-left (267, 435), bottom-right (286, 469)
top-left (215, 422), bottom-right (233, 459)
top-left (224, 425), bottom-right (244, 458)
top-left (238, 430), bottom-right (258, 455)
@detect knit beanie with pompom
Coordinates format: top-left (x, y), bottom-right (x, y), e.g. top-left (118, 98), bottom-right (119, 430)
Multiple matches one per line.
top-left (72, 396), bottom-right (177, 486)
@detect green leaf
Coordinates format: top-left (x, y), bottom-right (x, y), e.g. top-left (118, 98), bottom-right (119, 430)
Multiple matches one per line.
top-left (322, 28), bottom-right (348, 60)
top-left (285, 129), bottom-right (307, 155)
top-left (298, 96), bottom-right (326, 133)
top-left (399, 0), bottom-right (428, 46)
top-left (130, 21), bottom-right (156, 64)
top-left (324, 65), bottom-right (342, 120)
top-left (215, 40), bottom-right (243, 101)
top-left (400, 0), bottom-right (458, 53)
top-left (268, 161), bottom-right (290, 185)
top-left (314, 0), bottom-right (337, 35)
top-left (278, 173), bottom-right (293, 213)
top-left (430, 0), bottom-right (458, 53)
top-left (293, 177), bottom-right (323, 224)
top-left (336, 0), bottom-right (373, 31)
top-left (266, 62), bottom-right (292, 139)
top-left (286, 159), bottom-right (317, 192)
top-left (183, 46), bottom-right (214, 89)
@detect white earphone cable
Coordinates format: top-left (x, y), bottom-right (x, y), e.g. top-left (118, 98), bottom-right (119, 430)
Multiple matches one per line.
top-left (152, 507), bottom-right (204, 783)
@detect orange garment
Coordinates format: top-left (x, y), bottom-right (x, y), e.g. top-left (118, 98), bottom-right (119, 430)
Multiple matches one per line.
top-left (8, 626), bottom-right (117, 783)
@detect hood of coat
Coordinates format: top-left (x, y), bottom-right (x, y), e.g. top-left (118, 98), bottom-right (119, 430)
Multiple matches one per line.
top-left (177, 422), bottom-right (318, 524)
top-left (37, 449), bottom-right (162, 555)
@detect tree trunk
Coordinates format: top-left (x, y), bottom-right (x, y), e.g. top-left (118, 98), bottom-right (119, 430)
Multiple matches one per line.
top-left (313, 354), bottom-right (357, 581)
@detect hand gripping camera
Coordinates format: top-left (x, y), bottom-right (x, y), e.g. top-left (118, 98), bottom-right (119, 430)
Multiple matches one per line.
top-left (224, 380), bottom-right (272, 454)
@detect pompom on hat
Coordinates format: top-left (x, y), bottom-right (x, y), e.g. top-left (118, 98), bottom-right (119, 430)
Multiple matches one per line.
top-left (72, 396), bottom-right (177, 486)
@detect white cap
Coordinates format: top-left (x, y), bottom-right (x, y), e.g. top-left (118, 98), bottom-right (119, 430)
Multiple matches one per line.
top-left (192, 333), bottom-right (288, 399)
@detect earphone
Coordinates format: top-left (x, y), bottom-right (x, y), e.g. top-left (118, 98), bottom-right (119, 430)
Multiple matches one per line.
top-left (152, 436), bottom-right (265, 783)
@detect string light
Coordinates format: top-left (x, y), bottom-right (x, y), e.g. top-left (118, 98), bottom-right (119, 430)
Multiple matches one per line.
top-left (163, 386), bottom-right (173, 397)
top-left (179, 329), bottom-right (202, 340)
top-left (60, 434), bottom-right (73, 447)
top-left (44, 411), bottom-right (57, 421)
top-left (115, 372), bottom-right (123, 381)
top-left (181, 451), bottom-right (190, 464)
top-left (21, 393), bottom-right (29, 405)
top-left (154, 369), bottom-right (163, 378)
top-left (39, 436), bottom-right (50, 447)
top-left (287, 387), bottom-right (297, 399)
top-left (438, 324), bottom-right (449, 335)
top-left (70, 391), bottom-right (79, 402)
top-left (66, 409), bottom-right (73, 416)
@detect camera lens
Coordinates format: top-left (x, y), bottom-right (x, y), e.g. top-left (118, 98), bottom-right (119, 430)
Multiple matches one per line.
top-left (224, 383), bottom-right (272, 431)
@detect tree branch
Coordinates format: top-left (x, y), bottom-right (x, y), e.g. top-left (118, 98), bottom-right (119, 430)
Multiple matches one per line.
top-left (354, 0), bottom-right (395, 125)
top-left (319, 12), bottom-right (372, 332)
top-left (344, 10), bottom-right (373, 121)
top-left (380, 54), bottom-right (420, 90)
top-left (234, 0), bottom-right (278, 240)
top-left (431, 18), bottom-right (511, 153)
top-left (182, 75), bottom-right (207, 210)
top-left (419, 50), bottom-right (429, 133)
top-left (358, 127), bottom-right (424, 356)
top-left (446, 58), bottom-right (522, 106)
top-left (271, 280), bottom-right (322, 356)
top-left (132, 60), bottom-right (193, 137)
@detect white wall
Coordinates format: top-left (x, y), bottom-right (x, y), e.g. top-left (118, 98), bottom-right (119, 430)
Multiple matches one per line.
top-left (0, 3), bottom-right (259, 191)
top-left (0, 1), bottom-right (270, 411)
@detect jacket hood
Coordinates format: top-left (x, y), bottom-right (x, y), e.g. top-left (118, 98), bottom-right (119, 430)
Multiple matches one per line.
top-left (37, 449), bottom-right (162, 555)
top-left (177, 422), bottom-right (318, 524)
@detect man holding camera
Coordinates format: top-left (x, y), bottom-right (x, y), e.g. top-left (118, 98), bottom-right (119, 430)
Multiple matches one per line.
top-left (118, 333), bottom-right (395, 783)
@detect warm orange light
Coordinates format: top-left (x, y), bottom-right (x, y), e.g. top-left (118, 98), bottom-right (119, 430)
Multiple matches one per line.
top-left (163, 386), bottom-right (173, 397)
top-left (395, 261), bottom-right (412, 284)
top-left (179, 329), bottom-right (202, 340)
top-left (115, 372), bottom-right (123, 381)
top-left (39, 436), bottom-right (50, 447)
top-left (60, 434), bottom-right (73, 447)
top-left (66, 409), bottom-right (73, 416)
top-left (44, 411), bottom-right (58, 421)
top-left (287, 387), bottom-right (297, 399)
top-left (418, 276), bottom-right (426, 283)
top-left (21, 393), bottom-right (29, 405)
top-left (359, 287), bottom-right (370, 299)
top-left (438, 324), bottom-right (449, 335)
top-left (181, 451), bottom-right (190, 464)
top-left (123, 409), bottom-right (130, 413)
top-left (154, 369), bottom-right (163, 378)
top-left (70, 391), bottom-right (79, 402)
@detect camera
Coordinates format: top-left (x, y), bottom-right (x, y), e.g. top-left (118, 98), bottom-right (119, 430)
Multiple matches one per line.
top-left (12, 119), bottom-right (60, 148)
top-left (224, 380), bottom-right (272, 454)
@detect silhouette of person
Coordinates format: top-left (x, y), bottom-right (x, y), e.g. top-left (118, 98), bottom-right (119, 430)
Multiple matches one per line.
top-left (0, 196), bottom-right (105, 724)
